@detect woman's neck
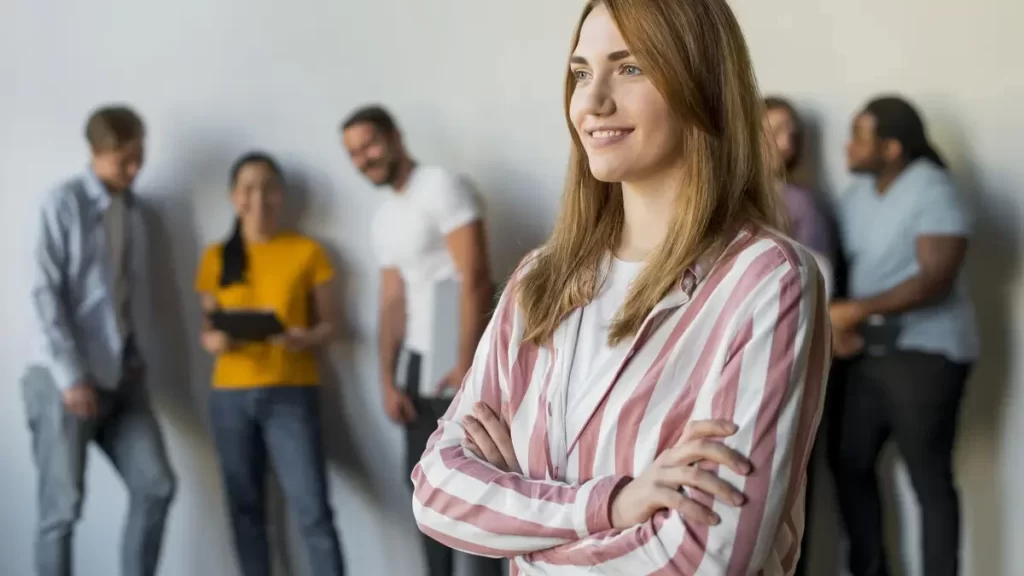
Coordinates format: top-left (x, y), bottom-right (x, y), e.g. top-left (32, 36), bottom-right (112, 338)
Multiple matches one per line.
top-left (618, 169), bottom-right (683, 261)
top-left (241, 222), bottom-right (276, 244)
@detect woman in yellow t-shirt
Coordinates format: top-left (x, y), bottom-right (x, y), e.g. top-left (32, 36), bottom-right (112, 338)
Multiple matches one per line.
top-left (194, 152), bottom-right (345, 576)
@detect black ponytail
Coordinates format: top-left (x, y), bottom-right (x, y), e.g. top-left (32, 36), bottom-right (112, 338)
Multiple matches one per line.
top-left (219, 152), bottom-right (284, 287)
top-left (219, 217), bottom-right (246, 286)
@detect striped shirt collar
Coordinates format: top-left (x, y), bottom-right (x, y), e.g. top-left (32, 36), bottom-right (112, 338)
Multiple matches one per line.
top-left (668, 227), bottom-right (753, 308)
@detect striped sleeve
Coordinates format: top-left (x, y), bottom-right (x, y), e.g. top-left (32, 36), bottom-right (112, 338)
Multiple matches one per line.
top-left (515, 247), bottom-right (831, 574)
top-left (411, 264), bottom-right (630, 557)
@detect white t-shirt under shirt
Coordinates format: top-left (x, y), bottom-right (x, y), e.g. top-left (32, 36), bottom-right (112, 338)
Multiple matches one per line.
top-left (370, 165), bottom-right (480, 355)
top-left (564, 256), bottom-right (645, 443)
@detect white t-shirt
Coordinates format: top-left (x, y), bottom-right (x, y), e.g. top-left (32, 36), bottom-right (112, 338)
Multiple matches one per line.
top-left (370, 165), bottom-right (480, 353)
top-left (564, 257), bottom-right (645, 442)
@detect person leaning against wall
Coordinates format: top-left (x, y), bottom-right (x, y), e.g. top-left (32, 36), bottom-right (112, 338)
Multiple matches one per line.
top-left (828, 95), bottom-right (977, 576)
top-left (762, 95), bottom-right (839, 576)
top-left (194, 152), bottom-right (346, 576)
top-left (763, 96), bottom-right (837, 293)
top-left (22, 105), bottom-right (177, 576)
top-left (339, 106), bottom-right (504, 576)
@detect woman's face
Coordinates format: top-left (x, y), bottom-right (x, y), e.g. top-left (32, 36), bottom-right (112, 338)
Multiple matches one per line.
top-left (764, 107), bottom-right (797, 172)
top-left (568, 4), bottom-right (682, 184)
top-left (231, 162), bottom-right (283, 234)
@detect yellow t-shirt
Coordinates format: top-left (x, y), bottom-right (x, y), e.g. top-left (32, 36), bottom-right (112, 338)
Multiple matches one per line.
top-left (195, 232), bottom-right (334, 389)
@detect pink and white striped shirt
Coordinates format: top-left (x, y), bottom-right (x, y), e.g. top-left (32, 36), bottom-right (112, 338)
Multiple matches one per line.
top-left (411, 228), bottom-right (831, 575)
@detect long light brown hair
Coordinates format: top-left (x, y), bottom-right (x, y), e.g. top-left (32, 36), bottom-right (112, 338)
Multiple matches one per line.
top-left (517, 0), bottom-right (780, 347)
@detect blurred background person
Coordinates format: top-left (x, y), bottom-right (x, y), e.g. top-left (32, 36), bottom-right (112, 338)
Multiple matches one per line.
top-left (340, 107), bottom-right (501, 576)
top-left (22, 105), bottom-right (176, 576)
top-left (828, 95), bottom-right (976, 576)
top-left (195, 152), bottom-right (346, 576)
top-left (764, 96), bottom-right (837, 295)
top-left (764, 95), bottom-right (840, 576)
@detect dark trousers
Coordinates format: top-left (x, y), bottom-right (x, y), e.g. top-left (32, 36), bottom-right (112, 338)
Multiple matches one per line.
top-left (793, 438), bottom-right (820, 576)
top-left (210, 386), bottom-right (345, 576)
top-left (794, 363), bottom-right (843, 576)
top-left (21, 365), bottom-right (176, 576)
top-left (827, 351), bottom-right (969, 576)
top-left (404, 352), bottom-right (505, 576)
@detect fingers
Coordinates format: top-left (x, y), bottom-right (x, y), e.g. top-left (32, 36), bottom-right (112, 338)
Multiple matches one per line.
top-left (462, 437), bottom-right (484, 459)
top-left (67, 394), bottom-right (97, 419)
top-left (386, 393), bottom-right (416, 424)
top-left (386, 407), bottom-right (402, 424)
top-left (401, 396), bottom-right (418, 423)
top-left (471, 403), bottom-right (517, 470)
top-left (674, 490), bottom-right (722, 525)
top-left (646, 487), bottom-right (721, 525)
top-left (385, 403), bottom-right (402, 423)
top-left (679, 419), bottom-right (738, 443)
top-left (463, 415), bottom-right (507, 470)
top-left (655, 465), bottom-right (746, 507)
top-left (834, 331), bottom-right (864, 358)
top-left (668, 438), bottom-right (751, 476)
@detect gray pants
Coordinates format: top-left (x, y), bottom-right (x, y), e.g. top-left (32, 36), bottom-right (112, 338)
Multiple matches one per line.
top-left (22, 366), bottom-right (177, 576)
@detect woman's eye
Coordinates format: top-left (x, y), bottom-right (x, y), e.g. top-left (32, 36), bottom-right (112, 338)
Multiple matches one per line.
top-left (572, 69), bottom-right (590, 81)
top-left (622, 64), bottom-right (642, 76)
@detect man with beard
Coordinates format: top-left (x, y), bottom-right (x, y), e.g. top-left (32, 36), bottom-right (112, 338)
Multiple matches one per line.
top-left (828, 95), bottom-right (976, 576)
top-left (340, 105), bottom-right (502, 576)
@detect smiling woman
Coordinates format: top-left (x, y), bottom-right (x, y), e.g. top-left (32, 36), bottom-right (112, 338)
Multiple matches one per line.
top-left (410, 1), bottom-right (831, 574)
top-left (194, 153), bottom-right (347, 576)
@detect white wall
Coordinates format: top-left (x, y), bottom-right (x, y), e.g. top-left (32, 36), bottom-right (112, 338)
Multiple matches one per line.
top-left (0, 1), bottom-right (1020, 575)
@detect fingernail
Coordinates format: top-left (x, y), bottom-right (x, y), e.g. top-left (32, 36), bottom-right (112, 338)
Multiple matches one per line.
top-left (710, 513), bottom-right (721, 525)
top-left (732, 494), bottom-right (745, 505)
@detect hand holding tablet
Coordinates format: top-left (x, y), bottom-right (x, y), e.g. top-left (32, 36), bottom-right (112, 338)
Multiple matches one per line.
top-left (208, 309), bottom-right (286, 342)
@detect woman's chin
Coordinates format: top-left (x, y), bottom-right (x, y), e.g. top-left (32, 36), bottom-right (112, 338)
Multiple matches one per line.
top-left (587, 162), bottom-right (628, 184)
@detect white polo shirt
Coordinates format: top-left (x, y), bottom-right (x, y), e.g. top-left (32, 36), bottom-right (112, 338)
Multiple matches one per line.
top-left (370, 165), bottom-right (480, 354)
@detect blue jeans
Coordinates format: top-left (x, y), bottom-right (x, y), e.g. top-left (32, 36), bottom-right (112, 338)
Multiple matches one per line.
top-left (22, 365), bottom-right (177, 576)
top-left (210, 386), bottom-right (345, 576)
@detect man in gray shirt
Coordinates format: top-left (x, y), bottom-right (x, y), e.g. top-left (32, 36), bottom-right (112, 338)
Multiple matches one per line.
top-left (23, 105), bottom-right (176, 576)
top-left (827, 96), bottom-right (976, 576)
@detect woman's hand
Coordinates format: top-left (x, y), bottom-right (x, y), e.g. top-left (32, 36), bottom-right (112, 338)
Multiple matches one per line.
top-left (610, 419), bottom-right (751, 529)
top-left (461, 402), bottom-right (521, 474)
top-left (201, 330), bottom-right (233, 355)
top-left (272, 327), bottom-right (317, 351)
